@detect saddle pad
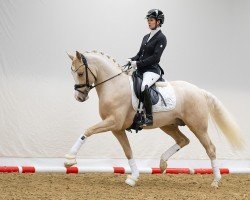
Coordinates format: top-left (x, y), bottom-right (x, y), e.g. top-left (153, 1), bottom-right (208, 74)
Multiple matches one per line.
top-left (128, 76), bottom-right (176, 112)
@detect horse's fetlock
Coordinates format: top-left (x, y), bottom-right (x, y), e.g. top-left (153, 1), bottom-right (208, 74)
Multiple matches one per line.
top-left (177, 137), bottom-right (190, 147)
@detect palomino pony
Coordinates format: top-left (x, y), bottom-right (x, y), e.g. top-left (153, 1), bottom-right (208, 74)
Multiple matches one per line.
top-left (64, 50), bottom-right (244, 188)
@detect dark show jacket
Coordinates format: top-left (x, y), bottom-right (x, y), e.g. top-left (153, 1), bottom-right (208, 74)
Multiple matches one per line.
top-left (130, 30), bottom-right (167, 75)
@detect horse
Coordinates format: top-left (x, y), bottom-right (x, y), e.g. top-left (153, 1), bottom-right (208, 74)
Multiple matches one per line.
top-left (64, 50), bottom-right (244, 188)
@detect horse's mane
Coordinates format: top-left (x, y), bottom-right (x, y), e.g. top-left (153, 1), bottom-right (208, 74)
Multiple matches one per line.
top-left (83, 50), bottom-right (122, 70)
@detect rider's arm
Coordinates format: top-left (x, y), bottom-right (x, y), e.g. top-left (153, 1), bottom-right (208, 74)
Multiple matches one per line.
top-left (136, 35), bottom-right (167, 67)
top-left (130, 51), bottom-right (140, 61)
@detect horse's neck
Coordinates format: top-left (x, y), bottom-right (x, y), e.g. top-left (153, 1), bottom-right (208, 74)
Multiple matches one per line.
top-left (95, 73), bottom-right (129, 103)
top-left (87, 53), bottom-right (129, 102)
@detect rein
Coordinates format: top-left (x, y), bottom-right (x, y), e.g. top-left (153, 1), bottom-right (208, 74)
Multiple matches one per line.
top-left (72, 53), bottom-right (123, 94)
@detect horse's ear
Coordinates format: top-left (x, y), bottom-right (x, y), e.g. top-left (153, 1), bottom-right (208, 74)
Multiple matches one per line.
top-left (76, 51), bottom-right (81, 60)
top-left (66, 52), bottom-right (74, 60)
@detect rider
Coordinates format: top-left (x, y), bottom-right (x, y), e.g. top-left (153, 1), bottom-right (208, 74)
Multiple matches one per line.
top-left (127, 9), bottom-right (167, 126)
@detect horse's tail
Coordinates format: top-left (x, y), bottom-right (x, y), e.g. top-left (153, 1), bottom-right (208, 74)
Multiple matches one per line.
top-left (201, 89), bottom-right (245, 150)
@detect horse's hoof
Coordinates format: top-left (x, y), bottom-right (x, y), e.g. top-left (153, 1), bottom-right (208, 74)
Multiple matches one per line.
top-left (159, 159), bottom-right (167, 173)
top-left (211, 180), bottom-right (219, 188)
top-left (125, 175), bottom-right (138, 187)
top-left (64, 154), bottom-right (77, 167)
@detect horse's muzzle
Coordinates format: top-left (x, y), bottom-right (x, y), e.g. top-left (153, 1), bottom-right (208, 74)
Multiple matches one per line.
top-left (75, 91), bottom-right (89, 102)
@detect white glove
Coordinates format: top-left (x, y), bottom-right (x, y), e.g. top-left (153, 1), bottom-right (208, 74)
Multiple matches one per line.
top-left (122, 58), bottom-right (132, 71)
top-left (126, 58), bottom-right (132, 63)
top-left (130, 61), bottom-right (137, 69)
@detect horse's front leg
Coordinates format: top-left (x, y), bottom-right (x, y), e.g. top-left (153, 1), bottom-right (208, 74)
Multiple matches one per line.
top-left (64, 117), bottom-right (116, 167)
top-left (113, 131), bottom-right (139, 187)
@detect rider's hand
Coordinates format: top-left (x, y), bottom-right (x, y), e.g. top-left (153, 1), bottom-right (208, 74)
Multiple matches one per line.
top-left (130, 61), bottom-right (137, 70)
top-left (126, 58), bottom-right (132, 63)
top-left (126, 58), bottom-right (132, 66)
top-left (122, 58), bottom-right (132, 71)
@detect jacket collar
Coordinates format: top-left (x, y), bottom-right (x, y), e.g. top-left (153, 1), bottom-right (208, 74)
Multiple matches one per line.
top-left (150, 26), bottom-right (161, 37)
top-left (146, 29), bottom-right (162, 43)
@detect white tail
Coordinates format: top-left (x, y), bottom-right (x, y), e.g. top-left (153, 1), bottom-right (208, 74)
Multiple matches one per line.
top-left (201, 89), bottom-right (245, 150)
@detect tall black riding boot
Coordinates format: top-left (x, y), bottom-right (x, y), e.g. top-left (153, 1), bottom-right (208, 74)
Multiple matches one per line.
top-left (142, 85), bottom-right (153, 126)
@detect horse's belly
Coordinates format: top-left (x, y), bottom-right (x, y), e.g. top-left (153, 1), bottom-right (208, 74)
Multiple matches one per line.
top-left (143, 110), bottom-right (178, 129)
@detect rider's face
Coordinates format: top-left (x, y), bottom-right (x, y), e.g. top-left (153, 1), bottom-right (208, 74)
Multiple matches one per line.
top-left (147, 18), bottom-right (160, 30)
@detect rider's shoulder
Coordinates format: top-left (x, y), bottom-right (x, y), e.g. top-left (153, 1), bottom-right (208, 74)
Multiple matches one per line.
top-left (158, 32), bottom-right (167, 41)
top-left (159, 31), bottom-right (166, 38)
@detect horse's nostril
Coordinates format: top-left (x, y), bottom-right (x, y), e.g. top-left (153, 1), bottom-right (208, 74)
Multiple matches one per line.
top-left (77, 97), bottom-right (83, 101)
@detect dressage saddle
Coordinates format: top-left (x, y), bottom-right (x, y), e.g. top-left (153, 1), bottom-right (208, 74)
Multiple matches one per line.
top-left (131, 70), bottom-right (165, 105)
top-left (126, 70), bottom-right (166, 133)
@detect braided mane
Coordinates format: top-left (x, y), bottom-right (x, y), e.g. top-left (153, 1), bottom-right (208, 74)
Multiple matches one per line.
top-left (83, 50), bottom-right (122, 69)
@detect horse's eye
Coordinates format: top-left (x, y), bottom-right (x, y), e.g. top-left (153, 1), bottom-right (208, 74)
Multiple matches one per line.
top-left (78, 73), bottom-right (83, 77)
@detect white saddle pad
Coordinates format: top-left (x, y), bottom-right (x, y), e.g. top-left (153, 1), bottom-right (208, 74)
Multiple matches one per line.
top-left (128, 76), bottom-right (176, 112)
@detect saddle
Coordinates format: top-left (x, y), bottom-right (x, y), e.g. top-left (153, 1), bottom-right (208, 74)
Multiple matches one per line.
top-left (131, 70), bottom-right (165, 105)
top-left (127, 70), bottom-right (167, 133)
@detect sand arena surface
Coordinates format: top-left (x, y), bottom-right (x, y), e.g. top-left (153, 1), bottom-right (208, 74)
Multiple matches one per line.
top-left (0, 173), bottom-right (249, 200)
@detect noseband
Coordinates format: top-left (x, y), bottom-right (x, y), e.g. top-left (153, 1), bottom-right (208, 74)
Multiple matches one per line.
top-left (71, 53), bottom-right (122, 95)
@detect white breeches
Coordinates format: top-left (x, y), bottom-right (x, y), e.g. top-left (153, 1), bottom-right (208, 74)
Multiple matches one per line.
top-left (141, 72), bottom-right (160, 92)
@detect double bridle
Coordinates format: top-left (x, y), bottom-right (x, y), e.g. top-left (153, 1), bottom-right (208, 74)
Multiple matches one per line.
top-left (71, 53), bottom-right (123, 94)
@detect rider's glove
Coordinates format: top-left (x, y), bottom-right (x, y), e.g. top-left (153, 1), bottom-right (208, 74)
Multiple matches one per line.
top-left (122, 58), bottom-right (132, 71)
top-left (126, 58), bottom-right (132, 63)
top-left (130, 61), bottom-right (137, 70)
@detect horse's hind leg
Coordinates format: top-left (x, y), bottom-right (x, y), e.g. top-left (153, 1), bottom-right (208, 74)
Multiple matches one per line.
top-left (196, 131), bottom-right (221, 188)
top-left (188, 123), bottom-right (221, 188)
top-left (159, 125), bottom-right (190, 173)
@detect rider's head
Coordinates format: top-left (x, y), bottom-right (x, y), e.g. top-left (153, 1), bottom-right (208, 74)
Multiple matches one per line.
top-left (146, 9), bottom-right (164, 30)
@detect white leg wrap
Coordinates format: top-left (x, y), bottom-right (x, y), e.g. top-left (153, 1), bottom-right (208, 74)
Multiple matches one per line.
top-left (128, 158), bottom-right (139, 178)
top-left (161, 144), bottom-right (181, 161)
top-left (211, 159), bottom-right (221, 181)
top-left (69, 134), bottom-right (87, 156)
top-left (125, 158), bottom-right (139, 187)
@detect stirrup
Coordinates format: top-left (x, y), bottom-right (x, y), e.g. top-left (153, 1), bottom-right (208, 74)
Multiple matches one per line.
top-left (143, 118), bottom-right (153, 126)
top-left (138, 116), bottom-right (153, 126)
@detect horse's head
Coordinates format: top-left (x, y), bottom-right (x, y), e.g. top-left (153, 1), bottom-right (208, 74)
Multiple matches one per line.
top-left (67, 51), bottom-right (97, 102)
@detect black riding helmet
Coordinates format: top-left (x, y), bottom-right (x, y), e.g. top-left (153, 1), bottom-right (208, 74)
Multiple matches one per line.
top-left (146, 9), bottom-right (164, 27)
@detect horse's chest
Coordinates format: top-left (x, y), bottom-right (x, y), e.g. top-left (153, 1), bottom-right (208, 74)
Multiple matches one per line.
top-left (98, 100), bottom-right (114, 119)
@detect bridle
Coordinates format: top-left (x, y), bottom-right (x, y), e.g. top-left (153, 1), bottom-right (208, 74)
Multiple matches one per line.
top-left (71, 53), bottom-right (123, 94)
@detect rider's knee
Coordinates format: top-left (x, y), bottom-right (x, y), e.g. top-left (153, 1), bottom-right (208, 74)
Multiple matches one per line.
top-left (141, 85), bottom-right (145, 92)
top-left (141, 84), bottom-right (148, 92)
